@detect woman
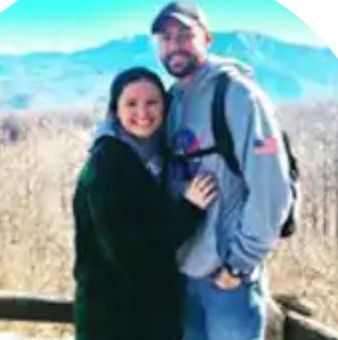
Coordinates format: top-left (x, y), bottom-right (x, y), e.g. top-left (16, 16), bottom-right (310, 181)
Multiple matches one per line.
top-left (73, 67), bottom-right (217, 340)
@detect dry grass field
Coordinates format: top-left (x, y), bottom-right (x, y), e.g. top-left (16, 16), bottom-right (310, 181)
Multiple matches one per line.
top-left (0, 106), bottom-right (338, 338)
top-left (0, 113), bottom-right (91, 338)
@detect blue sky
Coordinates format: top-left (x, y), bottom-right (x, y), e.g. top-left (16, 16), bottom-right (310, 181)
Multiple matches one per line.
top-left (0, 0), bottom-right (324, 53)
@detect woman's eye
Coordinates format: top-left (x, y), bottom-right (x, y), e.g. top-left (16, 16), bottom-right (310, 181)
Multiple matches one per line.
top-left (126, 100), bottom-right (136, 107)
top-left (147, 99), bottom-right (159, 106)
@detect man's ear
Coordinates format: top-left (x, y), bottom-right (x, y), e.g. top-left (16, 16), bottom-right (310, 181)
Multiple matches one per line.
top-left (205, 31), bottom-right (212, 47)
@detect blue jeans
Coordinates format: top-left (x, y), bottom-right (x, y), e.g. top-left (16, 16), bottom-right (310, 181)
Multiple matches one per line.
top-left (182, 275), bottom-right (266, 340)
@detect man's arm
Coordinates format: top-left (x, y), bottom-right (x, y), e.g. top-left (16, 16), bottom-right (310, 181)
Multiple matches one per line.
top-left (220, 75), bottom-right (293, 277)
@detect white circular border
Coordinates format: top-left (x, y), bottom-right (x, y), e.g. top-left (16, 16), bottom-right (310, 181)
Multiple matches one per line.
top-left (277, 0), bottom-right (338, 57)
top-left (0, 0), bottom-right (18, 14)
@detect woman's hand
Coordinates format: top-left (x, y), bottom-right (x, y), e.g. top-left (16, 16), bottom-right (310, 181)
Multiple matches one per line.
top-left (184, 174), bottom-right (218, 210)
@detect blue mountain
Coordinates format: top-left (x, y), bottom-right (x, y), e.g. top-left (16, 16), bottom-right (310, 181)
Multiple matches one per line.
top-left (0, 31), bottom-right (337, 112)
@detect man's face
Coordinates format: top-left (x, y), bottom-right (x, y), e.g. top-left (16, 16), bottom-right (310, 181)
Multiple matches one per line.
top-left (154, 20), bottom-right (210, 79)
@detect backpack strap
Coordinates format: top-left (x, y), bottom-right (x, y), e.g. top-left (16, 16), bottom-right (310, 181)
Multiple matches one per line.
top-left (212, 73), bottom-right (241, 176)
top-left (165, 73), bottom-right (242, 177)
top-left (281, 131), bottom-right (299, 181)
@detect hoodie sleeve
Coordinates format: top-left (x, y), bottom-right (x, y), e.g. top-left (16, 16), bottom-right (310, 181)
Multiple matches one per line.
top-left (221, 75), bottom-right (293, 275)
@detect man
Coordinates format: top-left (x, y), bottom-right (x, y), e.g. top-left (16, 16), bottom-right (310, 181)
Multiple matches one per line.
top-left (151, 2), bottom-right (293, 340)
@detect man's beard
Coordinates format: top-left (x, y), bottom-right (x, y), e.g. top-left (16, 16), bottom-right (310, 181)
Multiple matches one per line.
top-left (162, 51), bottom-right (199, 78)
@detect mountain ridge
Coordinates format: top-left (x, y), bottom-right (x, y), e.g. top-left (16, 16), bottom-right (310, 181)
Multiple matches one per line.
top-left (0, 31), bottom-right (337, 113)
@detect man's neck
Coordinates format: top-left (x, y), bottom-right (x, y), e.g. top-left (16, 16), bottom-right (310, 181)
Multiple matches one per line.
top-left (177, 59), bottom-right (208, 86)
top-left (178, 73), bottom-right (195, 86)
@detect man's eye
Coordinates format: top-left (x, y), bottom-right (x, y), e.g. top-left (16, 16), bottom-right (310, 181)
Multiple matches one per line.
top-left (179, 32), bottom-right (194, 40)
top-left (160, 34), bottom-right (171, 42)
top-left (159, 32), bottom-right (192, 42)
top-left (179, 32), bottom-right (190, 39)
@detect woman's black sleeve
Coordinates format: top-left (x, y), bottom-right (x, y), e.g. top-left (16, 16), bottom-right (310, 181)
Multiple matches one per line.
top-left (85, 139), bottom-right (204, 267)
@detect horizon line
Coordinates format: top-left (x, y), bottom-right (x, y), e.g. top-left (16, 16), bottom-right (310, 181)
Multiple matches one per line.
top-left (0, 29), bottom-right (326, 56)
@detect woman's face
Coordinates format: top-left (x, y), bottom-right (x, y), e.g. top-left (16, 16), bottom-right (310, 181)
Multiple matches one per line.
top-left (117, 79), bottom-right (164, 139)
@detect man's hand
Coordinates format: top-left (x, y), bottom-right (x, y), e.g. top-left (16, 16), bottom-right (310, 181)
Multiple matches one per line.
top-left (214, 268), bottom-right (242, 290)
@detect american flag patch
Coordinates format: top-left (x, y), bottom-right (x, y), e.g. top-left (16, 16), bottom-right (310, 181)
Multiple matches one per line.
top-left (253, 136), bottom-right (278, 155)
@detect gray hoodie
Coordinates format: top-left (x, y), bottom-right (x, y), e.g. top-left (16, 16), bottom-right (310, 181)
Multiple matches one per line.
top-left (167, 56), bottom-right (292, 279)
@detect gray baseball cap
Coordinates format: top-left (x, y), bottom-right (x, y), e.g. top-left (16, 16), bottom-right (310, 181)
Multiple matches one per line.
top-left (151, 2), bottom-right (209, 34)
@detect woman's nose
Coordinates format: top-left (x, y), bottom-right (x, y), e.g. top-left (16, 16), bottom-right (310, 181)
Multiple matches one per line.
top-left (135, 105), bottom-right (148, 118)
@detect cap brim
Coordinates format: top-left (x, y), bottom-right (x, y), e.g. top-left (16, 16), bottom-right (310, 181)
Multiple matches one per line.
top-left (169, 13), bottom-right (198, 29)
top-left (151, 13), bottom-right (198, 33)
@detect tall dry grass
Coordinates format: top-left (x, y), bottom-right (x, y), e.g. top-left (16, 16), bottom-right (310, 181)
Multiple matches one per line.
top-left (0, 113), bottom-right (92, 338)
top-left (0, 103), bottom-right (338, 337)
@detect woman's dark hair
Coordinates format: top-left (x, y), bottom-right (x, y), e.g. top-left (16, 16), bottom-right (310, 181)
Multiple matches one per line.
top-left (107, 67), bottom-right (167, 118)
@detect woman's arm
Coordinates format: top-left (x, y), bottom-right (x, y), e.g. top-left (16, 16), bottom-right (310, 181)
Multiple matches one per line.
top-left (84, 138), bottom-right (159, 268)
top-left (84, 138), bottom-right (213, 268)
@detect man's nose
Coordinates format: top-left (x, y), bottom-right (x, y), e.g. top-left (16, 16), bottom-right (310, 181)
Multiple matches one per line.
top-left (165, 36), bottom-right (181, 53)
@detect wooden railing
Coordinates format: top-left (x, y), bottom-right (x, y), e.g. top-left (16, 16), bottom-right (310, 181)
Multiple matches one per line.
top-left (0, 291), bottom-right (72, 324)
top-left (0, 291), bottom-right (338, 340)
